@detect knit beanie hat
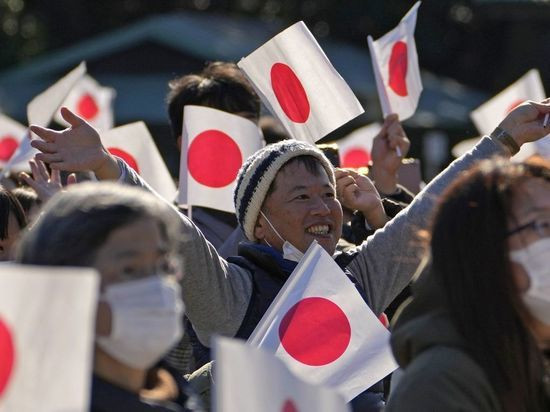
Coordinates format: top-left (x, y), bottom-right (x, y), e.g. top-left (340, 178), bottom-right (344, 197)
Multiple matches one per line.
top-left (234, 140), bottom-right (335, 241)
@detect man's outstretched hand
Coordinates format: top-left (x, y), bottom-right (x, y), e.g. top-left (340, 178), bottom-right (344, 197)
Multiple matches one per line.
top-left (30, 107), bottom-right (120, 180)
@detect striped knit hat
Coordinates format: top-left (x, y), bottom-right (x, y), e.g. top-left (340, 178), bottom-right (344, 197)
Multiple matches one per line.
top-left (234, 140), bottom-right (335, 241)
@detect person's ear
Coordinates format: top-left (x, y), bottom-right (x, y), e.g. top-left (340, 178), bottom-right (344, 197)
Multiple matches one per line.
top-left (254, 213), bottom-right (267, 241)
top-left (177, 135), bottom-right (182, 151)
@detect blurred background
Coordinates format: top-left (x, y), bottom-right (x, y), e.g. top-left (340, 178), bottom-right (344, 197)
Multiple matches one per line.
top-left (0, 0), bottom-right (549, 178)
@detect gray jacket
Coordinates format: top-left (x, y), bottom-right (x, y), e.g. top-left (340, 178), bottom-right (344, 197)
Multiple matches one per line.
top-left (120, 136), bottom-right (506, 347)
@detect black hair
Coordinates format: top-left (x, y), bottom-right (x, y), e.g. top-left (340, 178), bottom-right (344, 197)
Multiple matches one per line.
top-left (0, 186), bottom-right (26, 240)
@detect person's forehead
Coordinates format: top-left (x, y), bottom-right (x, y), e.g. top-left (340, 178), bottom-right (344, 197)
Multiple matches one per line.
top-left (511, 178), bottom-right (550, 217)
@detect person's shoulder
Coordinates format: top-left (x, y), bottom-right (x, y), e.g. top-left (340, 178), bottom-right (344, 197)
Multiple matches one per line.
top-left (387, 346), bottom-right (501, 412)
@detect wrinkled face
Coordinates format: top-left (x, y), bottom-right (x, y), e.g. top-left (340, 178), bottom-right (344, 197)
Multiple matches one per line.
top-left (0, 213), bottom-right (22, 261)
top-left (507, 177), bottom-right (550, 345)
top-left (254, 159), bottom-right (343, 255)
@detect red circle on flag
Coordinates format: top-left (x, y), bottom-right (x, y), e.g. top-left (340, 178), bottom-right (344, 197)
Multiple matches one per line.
top-left (188, 129), bottom-right (242, 188)
top-left (0, 136), bottom-right (19, 162)
top-left (278, 297), bottom-right (351, 366)
top-left (388, 41), bottom-right (409, 97)
top-left (505, 99), bottom-right (525, 115)
top-left (281, 399), bottom-right (299, 412)
top-left (342, 148), bottom-right (371, 168)
top-left (108, 147), bottom-right (140, 174)
top-left (270, 63), bottom-right (310, 123)
top-left (0, 317), bottom-right (15, 397)
top-left (77, 93), bottom-right (99, 120)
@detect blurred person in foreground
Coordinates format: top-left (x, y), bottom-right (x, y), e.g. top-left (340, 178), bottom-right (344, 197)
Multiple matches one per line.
top-left (386, 157), bottom-right (550, 411)
top-left (15, 182), bottom-right (203, 412)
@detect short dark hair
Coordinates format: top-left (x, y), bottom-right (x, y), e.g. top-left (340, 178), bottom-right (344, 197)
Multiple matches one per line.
top-left (166, 61), bottom-right (261, 141)
top-left (11, 186), bottom-right (41, 215)
top-left (0, 186), bottom-right (26, 240)
top-left (428, 157), bottom-right (550, 411)
top-left (266, 155), bottom-right (327, 199)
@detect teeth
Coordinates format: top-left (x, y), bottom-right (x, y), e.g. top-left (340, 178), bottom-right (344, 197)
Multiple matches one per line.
top-left (306, 225), bottom-right (330, 235)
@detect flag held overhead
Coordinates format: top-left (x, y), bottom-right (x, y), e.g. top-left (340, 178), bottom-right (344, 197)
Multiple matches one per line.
top-left (179, 105), bottom-right (264, 212)
top-left (100, 122), bottom-right (177, 202)
top-left (368, 1), bottom-right (422, 121)
top-left (238, 21), bottom-right (364, 144)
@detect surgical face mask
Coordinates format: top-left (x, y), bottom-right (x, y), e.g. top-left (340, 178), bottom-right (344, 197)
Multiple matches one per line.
top-left (260, 211), bottom-right (304, 262)
top-left (510, 238), bottom-right (550, 325)
top-left (96, 275), bottom-right (184, 369)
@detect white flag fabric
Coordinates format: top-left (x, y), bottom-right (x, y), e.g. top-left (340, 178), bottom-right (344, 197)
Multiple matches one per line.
top-left (248, 242), bottom-right (398, 401)
top-left (54, 75), bottom-right (115, 131)
top-left (368, 1), bottom-right (422, 121)
top-left (333, 123), bottom-right (381, 168)
top-left (214, 337), bottom-right (350, 412)
top-left (179, 105), bottom-right (264, 212)
top-left (470, 69), bottom-right (548, 161)
top-left (0, 115), bottom-right (26, 168)
top-left (100, 122), bottom-right (177, 201)
top-left (238, 21), bottom-right (364, 144)
top-left (1, 62), bottom-right (87, 175)
top-left (0, 264), bottom-right (99, 412)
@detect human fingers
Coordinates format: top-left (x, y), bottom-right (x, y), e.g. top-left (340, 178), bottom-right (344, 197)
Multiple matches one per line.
top-left (29, 125), bottom-right (58, 143)
top-left (30, 139), bottom-right (57, 154)
top-left (50, 168), bottom-right (61, 185)
top-left (35, 152), bottom-right (63, 164)
top-left (28, 160), bottom-right (42, 182)
top-left (335, 168), bottom-right (352, 179)
top-left (19, 172), bottom-right (40, 192)
top-left (60, 107), bottom-right (85, 128)
top-left (66, 173), bottom-right (78, 185)
top-left (35, 158), bottom-right (51, 181)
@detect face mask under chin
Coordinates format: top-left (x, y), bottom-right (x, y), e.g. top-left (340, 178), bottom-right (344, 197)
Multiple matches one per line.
top-left (260, 211), bottom-right (305, 263)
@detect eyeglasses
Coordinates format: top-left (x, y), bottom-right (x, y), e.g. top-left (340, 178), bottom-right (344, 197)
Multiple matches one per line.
top-left (506, 216), bottom-right (550, 238)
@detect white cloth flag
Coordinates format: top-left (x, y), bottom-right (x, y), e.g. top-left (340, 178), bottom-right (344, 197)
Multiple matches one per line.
top-left (55, 75), bottom-right (116, 131)
top-left (334, 123), bottom-right (381, 168)
top-left (179, 105), bottom-right (264, 212)
top-left (214, 337), bottom-right (350, 412)
top-left (0, 114), bottom-right (26, 168)
top-left (471, 68), bottom-right (549, 160)
top-left (100, 122), bottom-right (177, 201)
top-left (248, 242), bottom-right (398, 401)
top-left (368, 1), bottom-right (422, 121)
top-left (238, 21), bottom-right (364, 144)
top-left (0, 264), bottom-right (99, 412)
top-left (1, 62), bottom-right (87, 175)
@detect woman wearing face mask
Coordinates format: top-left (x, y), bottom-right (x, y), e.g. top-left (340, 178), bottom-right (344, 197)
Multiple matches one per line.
top-left (16, 182), bottom-right (203, 412)
top-left (386, 158), bottom-right (550, 412)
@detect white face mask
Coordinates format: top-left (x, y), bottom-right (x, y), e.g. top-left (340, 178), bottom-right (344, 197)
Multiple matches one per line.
top-left (510, 238), bottom-right (550, 325)
top-left (260, 211), bottom-right (304, 262)
top-left (96, 275), bottom-right (184, 369)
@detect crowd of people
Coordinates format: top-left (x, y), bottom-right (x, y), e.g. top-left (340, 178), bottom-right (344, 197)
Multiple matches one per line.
top-left (0, 60), bottom-right (549, 411)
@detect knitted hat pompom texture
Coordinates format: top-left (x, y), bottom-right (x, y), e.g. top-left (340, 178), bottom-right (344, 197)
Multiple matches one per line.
top-left (234, 140), bottom-right (336, 241)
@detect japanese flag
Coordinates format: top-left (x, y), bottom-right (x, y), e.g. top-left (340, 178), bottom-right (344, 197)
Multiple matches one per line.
top-left (100, 122), bottom-right (177, 202)
top-left (471, 69), bottom-right (549, 161)
top-left (179, 105), bottom-right (264, 212)
top-left (248, 242), bottom-right (398, 401)
top-left (0, 264), bottom-right (99, 412)
top-left (214, 337), bottom-right (350, 412)
top-left (334, 123), bottom-right (381, 168)
top-left (54, 75), bottom-right (115, 131)
top-left (238, 21), bottom-right (364, 144)
top-left (0, 115), bottom-right (26, 168)
top-left (368, 1), bottom-right (422, 121)
top-left (1, 62), bottom-right (86, 175)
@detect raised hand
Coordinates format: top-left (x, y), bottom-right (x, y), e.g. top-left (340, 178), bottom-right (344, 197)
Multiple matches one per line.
top-left (335, 168), bottom-right (387, 230)
top-left (29, 107), bottom-right (120, 180)
top-left (370, 114), bottom-right (410, 195)
top-left (497, 99), bottom-right (550, 146)
top-left (19, 158), bottom-right (63, 203)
